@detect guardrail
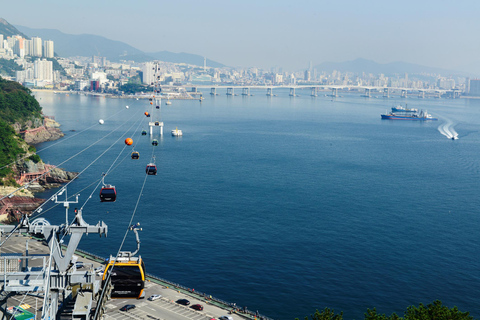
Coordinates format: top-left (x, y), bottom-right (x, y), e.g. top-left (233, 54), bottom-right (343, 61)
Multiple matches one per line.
top-left (69, 246), bottom-right (273, 320)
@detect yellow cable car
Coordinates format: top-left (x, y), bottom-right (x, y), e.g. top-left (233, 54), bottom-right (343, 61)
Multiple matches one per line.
top-left (102, 224), bottom-right (145, 299)
top-left (102, 255), bottom-right (145, 299)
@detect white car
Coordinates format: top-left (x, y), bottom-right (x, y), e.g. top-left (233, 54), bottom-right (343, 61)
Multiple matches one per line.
top-left (148, 294), bottom-right (162, 301)
top-left (219, 317), bottom-right (234, 320)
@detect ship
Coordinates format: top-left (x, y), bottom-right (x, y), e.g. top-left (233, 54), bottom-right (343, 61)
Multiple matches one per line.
top-left (171, 127), bottom-right (183, 136)
top-left (381, 110), bottom-right (438, 121)
top-left (391, 105), bottom-right (418, 113)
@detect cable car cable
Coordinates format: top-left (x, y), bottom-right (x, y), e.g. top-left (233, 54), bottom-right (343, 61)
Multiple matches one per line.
top-left (0, 107), bottom-right (131, 172)
top-left (95, 127), bottom-right (157, 311)
top-left (0, 110), bottom-right (142, 202)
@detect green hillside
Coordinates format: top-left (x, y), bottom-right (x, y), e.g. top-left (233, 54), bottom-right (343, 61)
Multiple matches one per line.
top-left (0, 77), bottom-right (43, 181)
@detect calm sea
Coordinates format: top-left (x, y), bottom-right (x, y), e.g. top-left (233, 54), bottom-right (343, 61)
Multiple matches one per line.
top-left (33, 90), bottom-right (480, 320)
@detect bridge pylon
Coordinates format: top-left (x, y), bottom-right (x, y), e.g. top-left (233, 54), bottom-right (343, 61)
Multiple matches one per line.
top-left (383, 88), bottom-right (389, 98)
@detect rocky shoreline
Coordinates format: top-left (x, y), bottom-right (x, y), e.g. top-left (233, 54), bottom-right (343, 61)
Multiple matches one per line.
top-left (18, 117), bottom-right (64, 145)
top-left (0, 118), bottom-right (76, 223)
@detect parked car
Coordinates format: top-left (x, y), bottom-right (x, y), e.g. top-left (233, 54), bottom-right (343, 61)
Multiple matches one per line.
top-left (219, 316), bottom-right (234, 320)
top-left (148, 294), bottom-right (162, 301)
top-left (176, 299), bottom-right (190, 306)
top-left (120, 304), bottom-right (135, 311)
top-left (191, 304), bottom-right (203, 311)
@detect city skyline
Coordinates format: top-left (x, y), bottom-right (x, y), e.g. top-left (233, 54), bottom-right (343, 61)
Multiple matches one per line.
top-left (3, 0), bottom-right (480, 72)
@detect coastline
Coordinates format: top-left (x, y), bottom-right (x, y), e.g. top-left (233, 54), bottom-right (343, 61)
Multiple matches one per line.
top-left (31, 88), bottom-right (202, 100)
top-left (0, 114), bottom-right (76, 222)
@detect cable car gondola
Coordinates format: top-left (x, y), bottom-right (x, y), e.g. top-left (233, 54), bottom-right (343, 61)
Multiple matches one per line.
top-left (100, 184), bottom-right (116, 202)
top-left (141, 130), bottom-right (147, 136)
top-left (146, 163), bottom-right (157, 175)
top-left (103, 224), bottom-right (145, 299)
top-left (131, 151), bottom-right (140, 160)
top-left (103, 255), bottom-right (145, 298)
top-left (152, 139), bottom-right (158, 146)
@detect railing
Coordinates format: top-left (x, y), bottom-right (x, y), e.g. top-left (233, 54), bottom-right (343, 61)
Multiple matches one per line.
top-left (15, 164), bottom-right (55, 185)
top-left (70, 246), bottom-right (273, 320)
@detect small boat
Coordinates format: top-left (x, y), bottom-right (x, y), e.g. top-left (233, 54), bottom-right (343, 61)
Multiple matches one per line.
top-left (171, 127), bottom-right (182, 136)
top-left (146, 163), bottom-right (157, 175)
top-left (165, 100), bottom-right (172, 105)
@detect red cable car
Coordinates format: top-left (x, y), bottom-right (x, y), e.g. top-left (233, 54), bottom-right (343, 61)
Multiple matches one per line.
top-left (100, 184), bottom-right (117, 202)
top-left (146, 163), bottom-right (157, 175)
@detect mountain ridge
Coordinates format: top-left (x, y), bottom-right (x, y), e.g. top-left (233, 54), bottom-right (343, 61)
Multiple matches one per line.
top-left (0, 18), bottom-right (29, 39)
top-left (14, 24), bottom-right (225, 67)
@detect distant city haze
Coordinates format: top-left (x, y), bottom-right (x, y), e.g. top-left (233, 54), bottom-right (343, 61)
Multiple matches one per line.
top-left (3, 0), bottom-right (480, 72)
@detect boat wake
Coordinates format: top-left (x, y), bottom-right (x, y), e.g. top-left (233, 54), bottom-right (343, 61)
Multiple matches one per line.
top-left (438, 118), bottom-right (458, 140)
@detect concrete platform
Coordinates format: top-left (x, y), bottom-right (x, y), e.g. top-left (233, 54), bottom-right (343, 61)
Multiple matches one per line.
top-left (0, 234), bottom-right (266, 320)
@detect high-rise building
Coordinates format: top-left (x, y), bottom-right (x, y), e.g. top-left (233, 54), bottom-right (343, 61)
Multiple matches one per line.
top-left (142, 62), bottom-right (155, 85)
top-left (24, 39), bottom-right (33, 56)
top-left (34, 59), bottom-right (53, 81)
top-left (32, 37), bottom-right (42, 57)
top-left (6, 36), bottom-right (16, 50)
top-left (0, 34), bottom-right (3, 49)
top-left (469, 79), bottom-right (480, 96)
top-left (13, 37), bottom-right (24, 58)
top-left (43, 40), bottom-right (54, 58)
top-left (304, 70), bottom-right (311, 81)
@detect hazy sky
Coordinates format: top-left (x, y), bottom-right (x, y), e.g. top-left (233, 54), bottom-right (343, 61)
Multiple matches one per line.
top-left (3, 0), bottom-right (480, 71)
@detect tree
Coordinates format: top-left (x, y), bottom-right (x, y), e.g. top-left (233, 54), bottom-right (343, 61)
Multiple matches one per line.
top-left (364, 308), bottom-right (401, 320)
top-left (296, 301), bottom-right (474, 320)
top-left (296, 308), bottom-right (343, 320)
top-left (404, 300), bottom-right (473, 320)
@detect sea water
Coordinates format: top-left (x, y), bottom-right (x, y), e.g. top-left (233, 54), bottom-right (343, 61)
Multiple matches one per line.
top-left (33, 90), bottom-right (480, 320)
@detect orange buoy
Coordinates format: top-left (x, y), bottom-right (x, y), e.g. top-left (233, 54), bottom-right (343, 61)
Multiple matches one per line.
top-left (125, 138), bottom-right (133, 145)
top-left (144, 112), bottom-right (149, 116)
top-left (150, 102), bottom-right (153, 105)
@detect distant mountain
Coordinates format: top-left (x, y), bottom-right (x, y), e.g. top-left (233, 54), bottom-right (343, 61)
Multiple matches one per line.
top-left (452, 61), bottom-right (480, 77)
top-left (0, 18), bottom-right (29, 39)
top-left (314, 58), bottom-right (465, 76)
top-left (15, 25), bottom-right (151, 62)
top-left (14, 24), bottom-right (226, 67)
top-left (146, 51), bottom-right (225, 68)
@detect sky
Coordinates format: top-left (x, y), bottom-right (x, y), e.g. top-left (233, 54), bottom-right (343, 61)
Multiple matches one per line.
top-left (3, 0), bottom-right (480, 71)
